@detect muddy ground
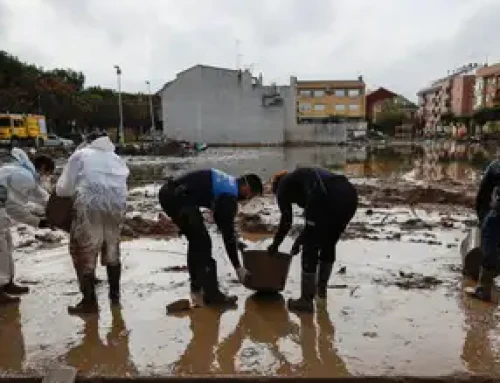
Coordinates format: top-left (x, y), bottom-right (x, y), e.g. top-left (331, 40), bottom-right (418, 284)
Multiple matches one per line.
top-left (1, 145), bottom-right (499, 378)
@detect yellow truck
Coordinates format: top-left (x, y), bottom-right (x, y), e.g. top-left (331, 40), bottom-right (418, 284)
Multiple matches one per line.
top-left (0, 113), bottom-right (48, 146)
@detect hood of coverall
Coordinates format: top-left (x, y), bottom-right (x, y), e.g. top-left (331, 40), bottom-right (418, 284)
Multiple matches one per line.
top-left (10, 148), bottom-right (39, 181)
top-left (87, 136), bottom-right (116, 153)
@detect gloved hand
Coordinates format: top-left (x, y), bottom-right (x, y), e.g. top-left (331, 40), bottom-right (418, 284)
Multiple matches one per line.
top-left (290, 240), bottom-right (301, 256)
top-left (236, 267), bottom-right (250, 284)
top-left (38, 218), bottom-right (50, 229)
top-left (237, 241), bottom-right (248, 252)
top-left (267, 242), bottom-right (279, 255)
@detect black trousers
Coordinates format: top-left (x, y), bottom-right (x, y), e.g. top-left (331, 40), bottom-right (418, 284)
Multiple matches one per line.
top-left (159, 183), bottom-right (213, 292)
top-left (301, 178), bottom-right (358, 274)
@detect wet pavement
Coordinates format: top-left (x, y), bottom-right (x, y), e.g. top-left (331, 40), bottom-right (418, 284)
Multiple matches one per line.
top-left (1, 142), bottom-right (500, 378)
top-left (2, 201), bottom-right (500, 378)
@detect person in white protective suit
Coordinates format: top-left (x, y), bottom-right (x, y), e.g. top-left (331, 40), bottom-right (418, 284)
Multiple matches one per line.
top-left (56, 132), bottom-right (129, 315)
top-left (0, 148), bottom-right (54, 305)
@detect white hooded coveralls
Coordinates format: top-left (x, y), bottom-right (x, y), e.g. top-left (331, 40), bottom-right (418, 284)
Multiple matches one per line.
top-left (0, 148), bottom-right (50, 287)
top-left (56, 136), bottom-right (129, 274)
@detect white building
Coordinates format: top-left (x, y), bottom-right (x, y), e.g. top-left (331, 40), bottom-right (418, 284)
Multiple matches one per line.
top-left (159, 65), bottom-right (295, 145)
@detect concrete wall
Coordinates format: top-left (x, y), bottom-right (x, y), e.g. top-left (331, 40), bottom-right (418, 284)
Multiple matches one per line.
top-left (285, 121), bottom-right (367, 144)
top-left (161, 66), bottom-right (289, 145)
top-left (285, 123), bottom-right (347, 144)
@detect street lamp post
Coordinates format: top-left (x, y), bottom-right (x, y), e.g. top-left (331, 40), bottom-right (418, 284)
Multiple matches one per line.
top-left (114, 65), bottom-right (124, 144)
top-left (146, 80), bottom-right (156, 135)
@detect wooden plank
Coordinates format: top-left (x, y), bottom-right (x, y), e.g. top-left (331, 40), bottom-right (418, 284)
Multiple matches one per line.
top-left (41, 367), bottom-right (77, 383)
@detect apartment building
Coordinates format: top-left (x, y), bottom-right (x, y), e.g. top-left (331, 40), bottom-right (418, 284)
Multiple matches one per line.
top-left (296, 77), bottom-right (365, 123)
top-left (417, 74), bottom-right (475, 133)
top-left (366, 87), bottom-right (417, 123)
top-left (474, 62), bottom-right (500, 110)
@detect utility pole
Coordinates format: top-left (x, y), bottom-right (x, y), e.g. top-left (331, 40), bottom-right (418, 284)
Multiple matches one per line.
top-left (114, 65), bottom-right (124, 144)
top-left (146, 80), bottom-right (155, 135)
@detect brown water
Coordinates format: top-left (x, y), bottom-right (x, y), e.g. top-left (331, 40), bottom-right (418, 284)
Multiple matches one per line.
top-left (1, 142), bottom-right (499, 377)
top-left (2, 205), bottom-right (500, 377)
top-left (126, 141), bottom-right (495, 184)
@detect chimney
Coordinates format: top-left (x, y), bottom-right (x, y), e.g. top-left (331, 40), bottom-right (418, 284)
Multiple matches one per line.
top-left (358, 75), bottom-right (364, 82)
top-left (258, 72), bottom-right (263, 86)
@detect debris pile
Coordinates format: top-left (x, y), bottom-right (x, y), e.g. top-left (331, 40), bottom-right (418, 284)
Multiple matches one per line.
top-left (122, 215), bottom-right (178, 238)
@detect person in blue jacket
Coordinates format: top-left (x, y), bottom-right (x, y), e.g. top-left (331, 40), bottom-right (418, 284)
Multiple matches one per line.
top-left (159, 169), bottom-right (263, 307)
top-left (466, 159), bottom-right (500, 301)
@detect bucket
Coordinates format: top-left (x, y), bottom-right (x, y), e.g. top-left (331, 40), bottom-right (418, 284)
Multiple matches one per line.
top-left (242, 250), bottom-right (292, 293)
top-left (460, 227), bottom-right (500, 280)
top-left (45, 194), bottom-right (73, 233)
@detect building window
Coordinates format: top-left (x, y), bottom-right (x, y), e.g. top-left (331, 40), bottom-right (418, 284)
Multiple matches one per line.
top-left (349, 104), bottom-right (359, 111)
top-left (335, 104), bottom-right (346, 111)
top-left (299, 90), bottom-right (312, 97)
top-left (313, 90), bottom-right (325, 97)
top-left (313, 104), bottom-right (326, 111)
top-left (347, 89), bottom-right (360, 97)
top-left (334, 89), bottom-right (346, 97)
top-left (299, 102), bottom-right (311, 111)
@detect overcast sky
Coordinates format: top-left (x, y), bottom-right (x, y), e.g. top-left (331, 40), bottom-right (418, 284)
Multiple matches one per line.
top-left (1, 0), bottom-right (499, 100)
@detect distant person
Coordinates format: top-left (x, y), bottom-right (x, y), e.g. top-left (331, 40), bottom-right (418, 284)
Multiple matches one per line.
top-left (0, 148), bottom-right (54, 304)
top-left (158, 169), bottom-right (263, 307)
top-left (467, 159), bottom-right (500, 301)
top-left (56, 132), bottom-right (129, 314)
top-left (268, 167), bottom-right (358, 313)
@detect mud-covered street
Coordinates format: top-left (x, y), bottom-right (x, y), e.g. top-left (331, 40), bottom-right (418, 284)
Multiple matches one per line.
top-left (1, 143), bottom-right (500, 378)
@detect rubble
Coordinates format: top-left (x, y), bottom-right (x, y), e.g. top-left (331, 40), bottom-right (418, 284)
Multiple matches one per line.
top-left (122, 215), bottom-right (178, 238)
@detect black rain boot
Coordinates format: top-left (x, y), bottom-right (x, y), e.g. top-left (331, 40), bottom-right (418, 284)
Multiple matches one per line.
top-left (317, 262), bottom-right (334, 300)
top-left (4, 280), bottom-right (30, 295)
top-left (107, 263), bottom-right (122, 306)
top-left (0, 287), bottom-right (20, 305)
top-left (465, 267), bottom-right (496, 302)
top-left (288, 273), bottom-right (317, 313)
top-left (202, 260), bottom-right (238, 307)
top-left (68, 273), bottom-right (98, 315)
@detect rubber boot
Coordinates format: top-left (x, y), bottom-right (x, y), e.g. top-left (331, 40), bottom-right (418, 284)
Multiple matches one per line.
top-left (107, 264), bottom-right (121, 306)
top-left (202, 260), bottom-right (237, 307)
top-left (317, 262), bottom-right (334, 300)
top-left (465, 267), bottom-right (496, 302)
top-left (4, 280), bottom-right (30, 295)
top-left (288, 273), bottom-right (317, 313)
top-left (0, 287), bottom-right (20, 305)
top-left (68, 273), bottom-right (98, 315)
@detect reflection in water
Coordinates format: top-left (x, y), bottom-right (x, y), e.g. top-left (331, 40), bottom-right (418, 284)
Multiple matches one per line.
top-left (216, 293), bottom-right (349, 377)
top-left (169, 305), bottom-right (232, 375)
top-left (130, 142), bottom-right (493, 187)
top-left (64, 308), bottom-right (137, 376)
top-left (0, 302), bottom-right (25, 373)
top-left (293, 307), bottom-right (350, 377)
top-left (460, 282), bottom-right (500, 376)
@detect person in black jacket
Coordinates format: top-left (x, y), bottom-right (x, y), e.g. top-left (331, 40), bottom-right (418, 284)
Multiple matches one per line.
top-left (159, 169), bottom-right (263, 307)
top-left (466, 159), bottom-right (500, 301)
top-left (268, 167), bottom-right (358, 313)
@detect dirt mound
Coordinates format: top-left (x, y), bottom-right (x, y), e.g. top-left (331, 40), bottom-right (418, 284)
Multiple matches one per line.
top-left (356, 183), bottom-right (475, 207)
top-left (122, 215), bottom-right (178, 238)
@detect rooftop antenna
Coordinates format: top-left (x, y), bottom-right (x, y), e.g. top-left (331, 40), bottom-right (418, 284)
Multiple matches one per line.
top-left (235, 39), bottom-right (243, 70)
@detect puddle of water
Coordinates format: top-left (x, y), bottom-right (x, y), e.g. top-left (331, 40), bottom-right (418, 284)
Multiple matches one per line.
top-left (126, 142), bottom-right (495, 186)
top-left (2, 227), bottom-right (500, 377)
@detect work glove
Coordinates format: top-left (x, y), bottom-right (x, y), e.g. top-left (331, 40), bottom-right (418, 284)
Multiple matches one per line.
top-left (237, 241), bottom-right (248, 252)
top-left (236, 267), bottom-right (250, 284)
top-left (38, 218), bottom-right (50, 229)
top-left (290, 240), bottom-right (301, 256)
top-left (267, 242), bottom-right (279, 255)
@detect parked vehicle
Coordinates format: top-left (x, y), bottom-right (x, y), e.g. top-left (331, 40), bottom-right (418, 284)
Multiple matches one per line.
top-left (0, 113), bottom-right (48, 146)
top-left (43, 134), bottom-right (74, 148)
